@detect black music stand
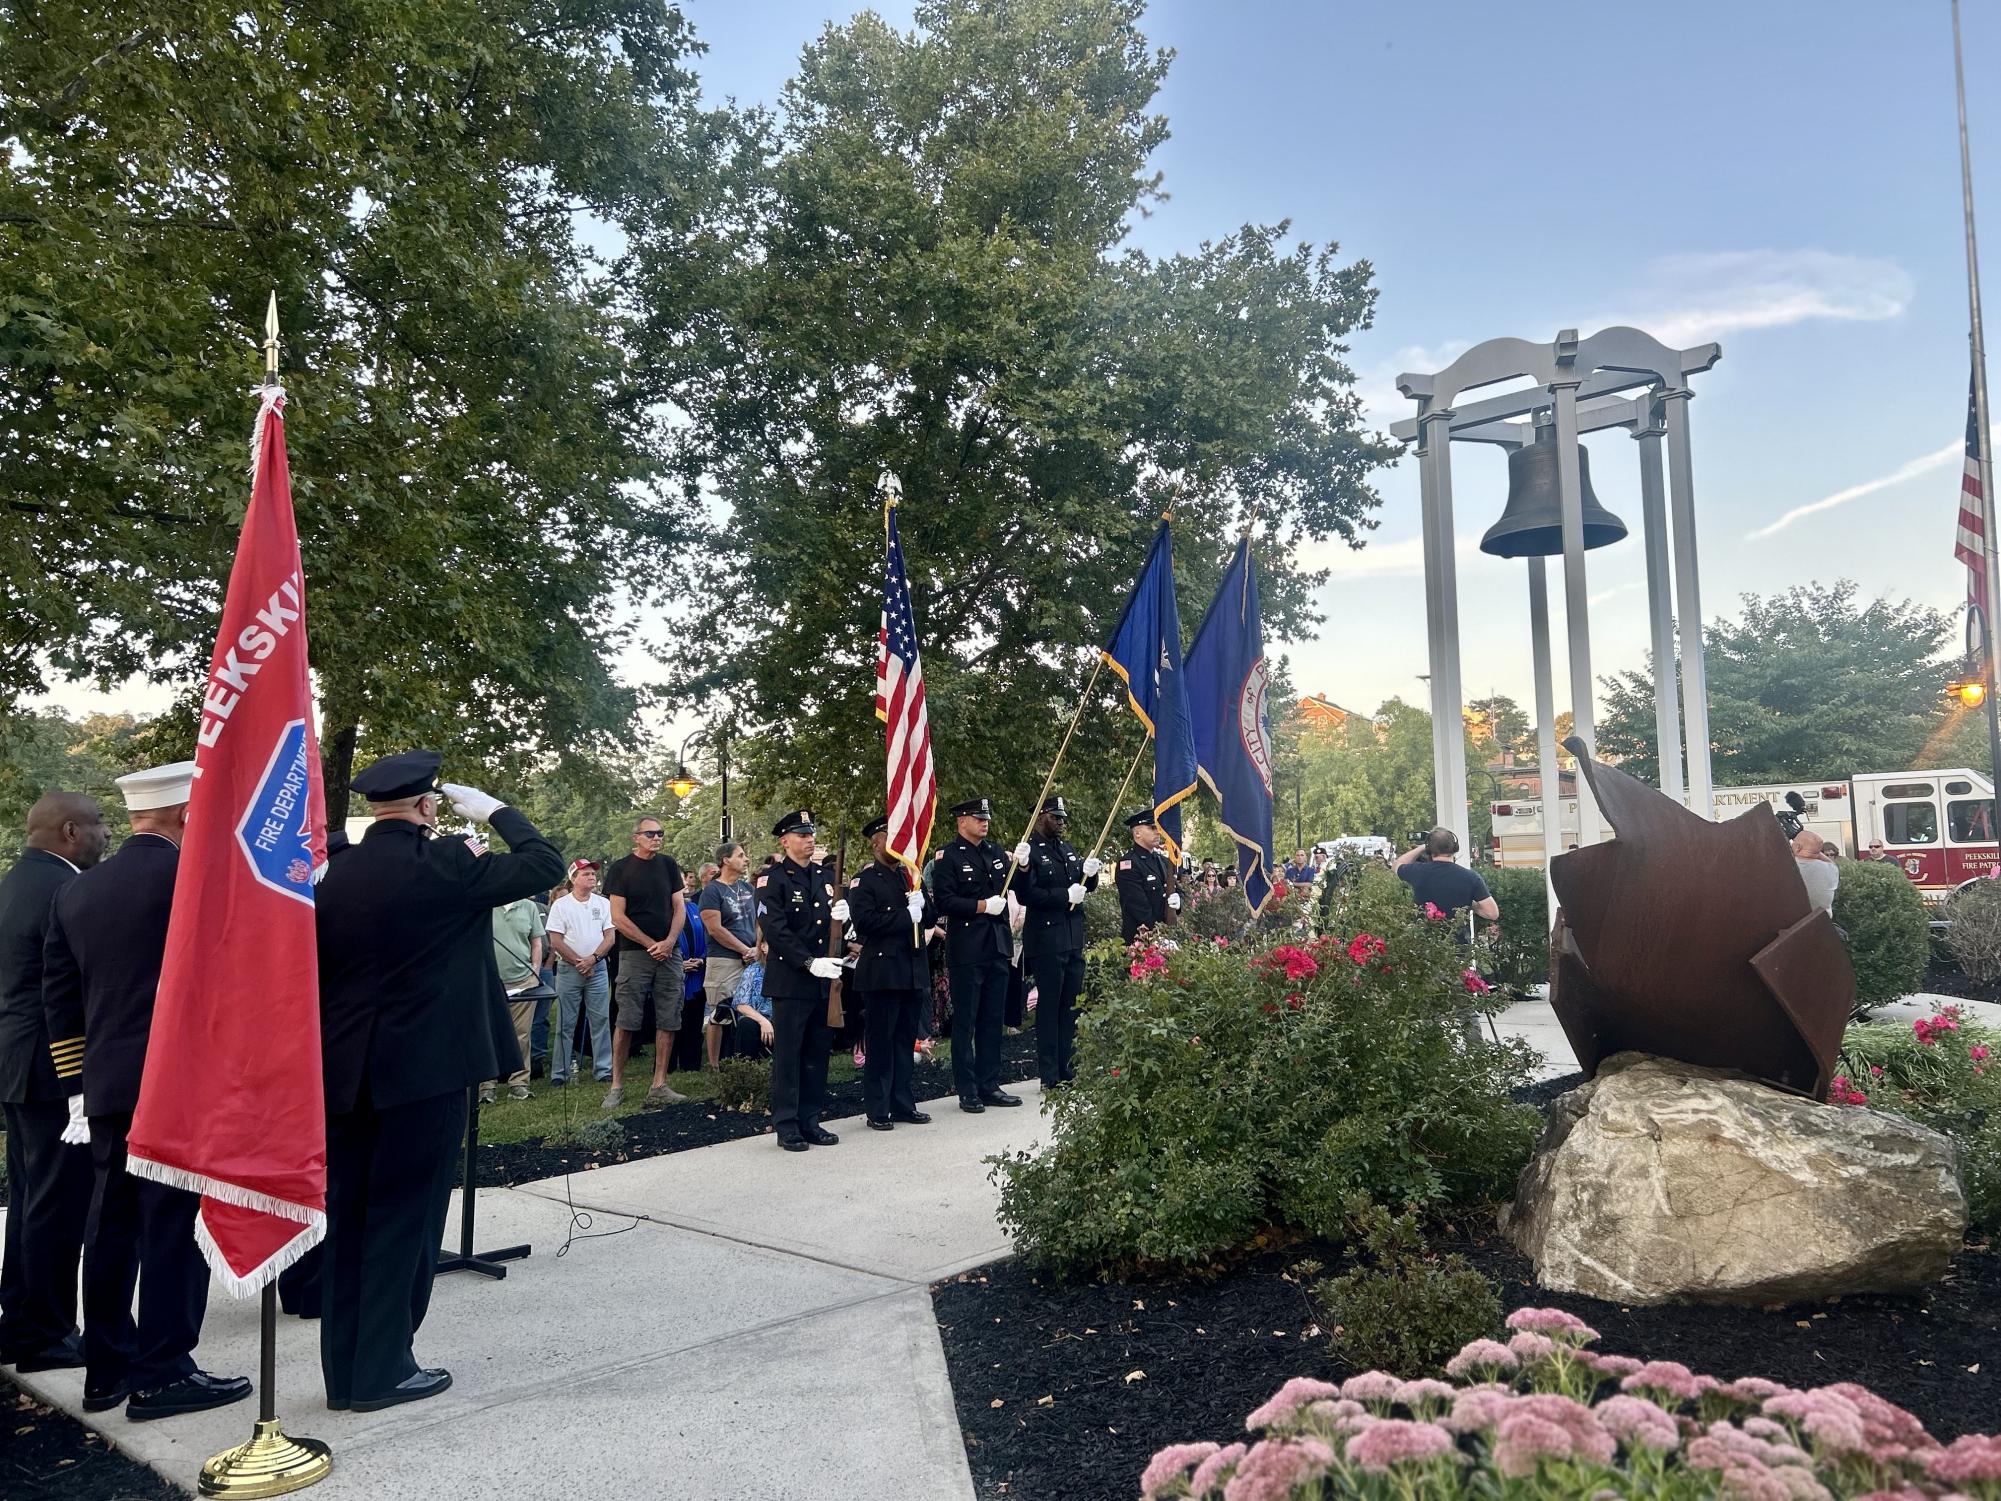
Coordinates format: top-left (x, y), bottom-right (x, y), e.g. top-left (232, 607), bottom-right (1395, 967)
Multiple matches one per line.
top-left (436, 1084), bottom-right (531, 1279)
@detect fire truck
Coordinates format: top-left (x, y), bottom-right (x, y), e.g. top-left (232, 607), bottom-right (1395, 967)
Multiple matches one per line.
top-left (1489, 769), bottom-right (1998, 900)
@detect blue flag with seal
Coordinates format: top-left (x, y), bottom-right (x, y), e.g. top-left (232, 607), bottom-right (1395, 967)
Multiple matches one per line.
top-left (1186, 535), bottom-right (1276, 913)
top-left (1102, 520), bottom-right (1199, 861)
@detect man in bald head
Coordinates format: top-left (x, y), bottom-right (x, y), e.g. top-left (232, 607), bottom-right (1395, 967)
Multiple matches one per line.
top-left (0, 792), bottom-right (105, 1374)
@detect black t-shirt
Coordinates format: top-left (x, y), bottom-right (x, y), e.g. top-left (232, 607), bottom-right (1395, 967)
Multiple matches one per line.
top-left (604, 851), bottom-right (684, 951)
top-left (1396, 859), bottom-right (1491, 927)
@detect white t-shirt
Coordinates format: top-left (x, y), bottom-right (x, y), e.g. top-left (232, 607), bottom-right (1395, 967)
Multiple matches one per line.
top-left (547, 892), bottom-right (614, 962)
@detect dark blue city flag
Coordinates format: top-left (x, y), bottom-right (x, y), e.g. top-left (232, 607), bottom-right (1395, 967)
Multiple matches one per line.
top-left (1185, 535), bottom-right (1277, 913)
top-left (1102, 520), bottom-right (1199, 861)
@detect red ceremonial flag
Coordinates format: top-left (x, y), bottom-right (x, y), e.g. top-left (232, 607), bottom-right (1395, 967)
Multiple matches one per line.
top-left (126, 382), bottom-right (328, 1294)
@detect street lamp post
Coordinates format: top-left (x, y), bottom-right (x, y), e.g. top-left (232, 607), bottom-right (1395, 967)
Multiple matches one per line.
top-left (669, 725), bottom-right (731, 843)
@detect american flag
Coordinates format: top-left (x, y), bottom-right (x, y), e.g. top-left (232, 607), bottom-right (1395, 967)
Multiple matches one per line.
top-left (1958, 370), bottom-right (1990, 665)
top-left (876, 497), bottom-right (935, 882)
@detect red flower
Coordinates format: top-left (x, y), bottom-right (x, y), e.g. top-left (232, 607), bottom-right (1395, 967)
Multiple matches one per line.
top-left (1110, 1067), bottom-right (1121, 1077)
top-left (1345, 933), bottom-right (1387, 966)
top-left (1271, 880), bottom-right (1290, 901)
top-left (1285, 992), bottom-right (1304, 1011)
top-left (1261, 1001), bottom-right (1279, 1015)
top-left (1462, 968), bottom-right (1492, 996)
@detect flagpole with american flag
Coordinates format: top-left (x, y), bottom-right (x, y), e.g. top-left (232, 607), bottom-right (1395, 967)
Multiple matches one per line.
top-left (875, 474), bottom-right (937, 943)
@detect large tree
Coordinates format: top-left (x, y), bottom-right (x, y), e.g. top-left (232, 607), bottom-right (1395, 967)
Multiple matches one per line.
top-left (1296, 698), bottom-right (1491, 849)
top-left (1, 0), bottom-right (750, 807)
top-left (1598, 582), bottom-right (1956, 784)
top-left (645, 0), bottom-right (1394, 831)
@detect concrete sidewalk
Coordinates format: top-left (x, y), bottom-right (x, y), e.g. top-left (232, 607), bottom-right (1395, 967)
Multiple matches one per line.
top-left (8, 1083), bottom-right (1052, 1500)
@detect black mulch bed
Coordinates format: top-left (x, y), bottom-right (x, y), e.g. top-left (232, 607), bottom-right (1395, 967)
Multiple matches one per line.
top-left (935, 1232), bottom-right (2001, 1501)
top-left (1921, 958), bottom-right (2001, 1007)
top-left (473, 1028), bottom-right (1040, 1189)
top-left (3, 1378), bottom-right (186, 1499)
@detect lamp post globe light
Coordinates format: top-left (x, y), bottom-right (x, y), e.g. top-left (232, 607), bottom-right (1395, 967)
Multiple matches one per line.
top-left (670, 725), bottom-right (731, 841)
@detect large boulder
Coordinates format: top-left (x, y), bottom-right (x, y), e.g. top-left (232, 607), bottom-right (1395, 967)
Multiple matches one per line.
top-left (1501, 1053), bottom-right (1965, 1305)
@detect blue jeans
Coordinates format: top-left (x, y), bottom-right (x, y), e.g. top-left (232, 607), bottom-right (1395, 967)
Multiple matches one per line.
top-left (552, 961), bottom-right (612, 1084)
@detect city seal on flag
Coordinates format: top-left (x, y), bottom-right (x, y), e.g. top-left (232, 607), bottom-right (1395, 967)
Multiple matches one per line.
top-left (1238, 655), bottom-right (1274, 795)
top-left (235, 718), bottom-right (317, 904)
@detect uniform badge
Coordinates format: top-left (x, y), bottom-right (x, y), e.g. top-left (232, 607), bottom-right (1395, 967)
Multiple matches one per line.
top-left (1118, 860), bottom-right (1132, 870)
top-left (463, 835), bottom-right (487, 857)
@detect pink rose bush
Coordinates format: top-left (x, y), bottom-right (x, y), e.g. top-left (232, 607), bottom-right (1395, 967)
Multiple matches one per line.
top-left (1139, 1313), bottom-right (2001, 1499)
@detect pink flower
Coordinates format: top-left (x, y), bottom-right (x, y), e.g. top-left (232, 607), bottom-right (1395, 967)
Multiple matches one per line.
top-left (1512, 1394), bottom-right (1618, 1464)
top-left (1423, 901), bottom-right (1448, 920)
top-left (1827, 1074), bottom-right (1870, 1106)
top-left (1212, 935), bottom-right (1230, 947)
top-left (1244, 1377), bottom-right (1342, 1432)
top-left (1595, 1394), bottom-right (1681, 1452)
top-left (1820, 1382), bottom-right (1936, 1452)
top-left (1300, 1398), bottom-right (1373, 1436)
top-left (1926, 1434), bottom-right (2001, 1485)
top-left (1343, 1420), bottom-right (1456, 1472)
top-left (1219, 1436), bottom-right (1333, 1501)
top-left (1492, 1413), bottom-right (1575, 1477)
top-left (1441, 1387), bottom-right (1515, 1435)
top-left (1393, 1379), bottom-right (1458, 1415)
top-left (1445, 1339), bottom-right (1519, 1379)
top-left (1869, 1064), bottom-right (1885, 1077)
top-left (1722, 1378), bottom-right (1793, 1405)
top-left (1340, 1371), bottom-right (1404, 1407)
top-left (1622, 1360), bottom-right (1705, 1403)
top-left (1584, 1353), bottom-right (1644, 1379)
top-left (1190, 1442), bottom-right (1247, 1496)
top-left (1505, 1307), bottom-right (1599, 1345)
top-left (1142, 1442), bottom-right (1221, 1498)
top-left (1973, 1044), bottom-right (1992, 1062)
top-left (1506, 1330), bottom-right (1558, 1362)
top-left (1463, 968), bottom-right (1492, 996)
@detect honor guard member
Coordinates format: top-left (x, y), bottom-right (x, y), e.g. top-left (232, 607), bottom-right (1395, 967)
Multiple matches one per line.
top-left (0, 792), bottom-right (106, 1375)
top-left (758, 810), bottom-right (844, 1151)
top-left (315, 751), bottom-right (563, 1413)
top-left (933, 797), bottom-right (1020, 1112)
top-left (42, 763), bottom-right (251, 1421)
top-left (847, 815), bottom-right (936, 1130)
top-left (1115, 809), bottom-right (1179, 943)
top-left (1012, 795), bottom-right (1103, 1089)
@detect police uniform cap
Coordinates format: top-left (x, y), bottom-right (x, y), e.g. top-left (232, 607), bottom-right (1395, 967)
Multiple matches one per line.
top-left (1040, 795), bottom-right (1067, 817)
top-left (950, 797), bottom-right (993, 819)
top-left (351, 749), bottom-right (443, 802)
top-left (1123, 809), bottom-right (1157, 830)
top-left (861, 814), bottom-right (890, 838)
top-left (117, 760), bottom-right (197, 812)
top-left (772, 809), bottom-right (815, 838)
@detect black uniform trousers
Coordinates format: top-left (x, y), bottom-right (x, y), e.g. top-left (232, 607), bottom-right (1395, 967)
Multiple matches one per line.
top-left (858, 988), bottom-right (924, 1121)
top-left (82, 1112), bottom-right (206, 1394)
top-left (0, 1100), bottom-right (93, 1360)
top-left (770, 996), bottom-right (832, 1139)
top-left (1031, 949), bottom-right (1086, 1087)
top-left (322, 1089), bottom-right (464, 1404)
top-left (947, 957), bottom-right (1008, 1101)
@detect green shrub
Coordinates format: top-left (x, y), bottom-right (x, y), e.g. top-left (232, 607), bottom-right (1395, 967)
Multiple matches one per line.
top-left (1480, 866), bottom-right (1550, 994)
top-left (1314, 1196), bottom-right (1502, 1378)
top-left (1832, 857), bottom-right (1929, 1013)
top-left (1946, 877), bottom-right (2001, 983)
top-left (1081, 883), bottom-right (1124, 950)
top-left (715, 1057), bottom-right (772, 1113)
top-left (991, 892), bottom-right (1540, 1277)
top-left (550, 1116), bottom-right (626, 1154)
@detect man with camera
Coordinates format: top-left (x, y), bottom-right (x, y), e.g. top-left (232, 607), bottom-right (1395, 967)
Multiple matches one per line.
top-left (1393, 827), bottom-right (1499, 935)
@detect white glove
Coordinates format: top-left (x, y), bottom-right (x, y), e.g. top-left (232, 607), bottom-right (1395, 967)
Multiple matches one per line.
top-left (808, 958), bottom-right (844, 980)
top-left (1083, 856), bottom-right (1102, 879)
top-left (1066, 882), bottom-right (1087, 907)
top-left (61, 1095), bottom-right (90, 1146)
top-left (982, 895), bottom-right (1006, 916)
top-left (1167, 893), bottom-right (1182, 911)
top-left (439, 783), bottom-right (503, 824)
top-left (1013, 841), bottom-right (1031, 868)
top-left (830, 899), bottom-right (850, 921)
top-left (905, 891), bottom-right (926, 918)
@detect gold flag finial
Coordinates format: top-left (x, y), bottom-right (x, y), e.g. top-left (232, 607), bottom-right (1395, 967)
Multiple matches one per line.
top-left (262, 292), bottom-right (281, 383)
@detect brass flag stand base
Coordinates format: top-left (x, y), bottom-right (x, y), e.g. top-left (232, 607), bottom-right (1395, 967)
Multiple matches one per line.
top-left (199, 1285), bottom-right (331, 1497)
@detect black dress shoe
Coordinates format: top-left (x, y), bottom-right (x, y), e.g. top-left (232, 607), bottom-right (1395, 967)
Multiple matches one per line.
top-left (958, 1096), bottom-right (985, 1114)
top-left (866, 1117), bottom-right (894, 1131)
top-left (801, 1125), bottom-right (839, 1146)
top-left (352, 1368), bottom-right (451, 1413)
top-left (778, 1135), bottom-right (810, 1152)
top-left (890, 1109), bottom-right (931, 1124)
top-left (127, 1369), bottom-right (253, 1421)
top-left (82, 1381), bottom-right (131, 1414)
top-left (13, 1335), bottom-right (85, 1372)
top-left (980, 1090), bottom-right (1023, 1107)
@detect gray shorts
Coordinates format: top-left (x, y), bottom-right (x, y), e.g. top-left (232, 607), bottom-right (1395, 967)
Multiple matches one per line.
top-left (614, 949), bottom-right (677, 1032)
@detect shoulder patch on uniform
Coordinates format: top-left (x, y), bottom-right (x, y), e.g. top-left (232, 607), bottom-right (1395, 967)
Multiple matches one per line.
top-left (755, 874), bottom-right (768, 888)
top-left (463, 835), bottom-right (487, 857)
top-left (1118, 860), bottom-right (1132, 870)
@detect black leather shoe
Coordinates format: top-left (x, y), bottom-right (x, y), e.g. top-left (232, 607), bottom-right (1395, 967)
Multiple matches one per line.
top-left (891, 1110), bottom-right (931, 1124)
top-left (958, 1096), bottom-right (985, 1114)
top-left (13, 1335), bottom-right (85, 1373)
top-left (980, 1090), bottom-right (1023, 1107)
top-left (82, 1381), bottom-right (131, 1414)
top-left (127, 1369), bottom-right (253, 1421)
top-left (351, 1368), bottom-right (451, 1413)
top-left (802, 1125), bottom-right (839, 1146)
top-left (866, 1117), bottom-right (894, 1131)
top-left (778, 1135), bottom-right (810, 1152)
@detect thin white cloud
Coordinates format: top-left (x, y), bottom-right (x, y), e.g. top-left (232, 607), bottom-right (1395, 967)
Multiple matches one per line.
top-left (1354, 340), bottom-right (1471, 431)
top-left (1588, 580), bottom-right (1646, 607)
top-left (1602, 249), bottom-right (1913, 348)
top-left (1746, 435), bottom-right (1965, 540)
top-left (1302, 530), bottom-right (1492, 579)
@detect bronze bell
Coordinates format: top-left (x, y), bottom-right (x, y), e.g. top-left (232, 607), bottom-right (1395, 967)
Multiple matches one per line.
top-left (1479, 423), bottom-right (1629, 558)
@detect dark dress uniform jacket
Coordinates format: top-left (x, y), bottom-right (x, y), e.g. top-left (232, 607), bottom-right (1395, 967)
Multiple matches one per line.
top-left (0, 851), bottom-right (78, 1105)
top-left (1115, 843), bottom-right (1172, 942)
top-left (41, 834), bottom-right (179, 1113)
top-left (317, 807), bottom-right (563, 1113)
top-left (1018, 834), bottom-right (1100, 960)
top-left (849, 860), bottom-right (935, 991)
top-left (934, 837), bottom-right (1013, 965)
top-left (759, 858), bottom-right (833, 1000)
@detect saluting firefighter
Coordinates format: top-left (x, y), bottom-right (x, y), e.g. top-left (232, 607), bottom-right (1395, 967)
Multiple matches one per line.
top-left (933, 797), bottom-right (1021, 1112)
top-left (42, 762), bottom-right (251, 1421)
top-left (1012, 795), bottom-right (1103, 1090)
top-left (758, 810), bottom-right (846, 1151)
top-left (315, 751), bottom-right (563, 1413)
top-left (1114, 809), bottom-right (1180, 943)
top-left (847, 815), bottom-right (936, 1130)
